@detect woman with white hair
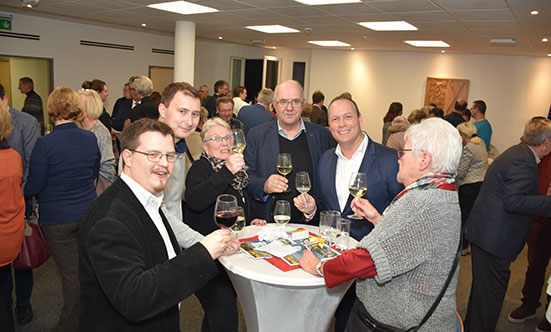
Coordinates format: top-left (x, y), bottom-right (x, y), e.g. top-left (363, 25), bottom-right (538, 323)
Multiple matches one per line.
top-left (456, 121), bottom-right (488, 255)
top-left (79, 89), bottom-right (116, 194)
top-left (300, 118), bottom-right (463, 332)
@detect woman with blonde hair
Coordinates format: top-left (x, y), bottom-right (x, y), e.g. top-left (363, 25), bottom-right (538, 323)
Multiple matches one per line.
top-left (456, 121), bottom-right (488, 255)
top-left (24, 87), bottom-right (100, 332)
top-left (79, 89), bottom-right (116, 194)
top-left (0, 102), bottom-right (25, 332)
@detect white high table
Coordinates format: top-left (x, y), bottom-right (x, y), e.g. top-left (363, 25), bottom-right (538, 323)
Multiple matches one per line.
top-left (219, 223), bottom-right (356, 332)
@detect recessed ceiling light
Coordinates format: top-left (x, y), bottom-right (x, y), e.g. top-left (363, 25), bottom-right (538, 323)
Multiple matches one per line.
top-left (405, 40), bottom-right (450, 47)
top-left (26, 4), bottom-right (32, 8)
top-left (246, 25), bottom-right (299, 33)
top-left (548, 54), bottom-right (551, 57)
top-left (272, 46), bottom-right (276, 49)
top-left (531, 10), bottom-right (539, 15)
top-left (351, 48), bottom-right (355, 51)
top-left (294, 0), bottom-right (361, 5)
top-left (141, 23), bottom-right (147, 27)
top-left (147, 1), bottom-right (218, 15)
top-left (359, 21), bottom-right (417, 31)
top-left (218, 36), bottom-right (223, 40)
top-left (543, 38), bottom-right (549, 42)
top-left (308, 40), bottom-right (351, 47)
top-left (441, 50), bottom-right (446, 53)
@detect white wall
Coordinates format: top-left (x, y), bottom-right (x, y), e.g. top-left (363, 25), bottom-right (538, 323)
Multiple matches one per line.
top-left (310, 50), bottom-right (551, 152)
top-left (2, 13), bottom-right (174, 113)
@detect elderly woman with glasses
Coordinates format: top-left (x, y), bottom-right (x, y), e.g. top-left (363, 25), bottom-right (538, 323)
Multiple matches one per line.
top-left (300, 118), bottom-right (462, 332)
top-left (184, 117), bottom-right (265, 332)
top-left (24, 87), bottom-right (100, 332)
top-left (79, 89), bottom-right (116, 195)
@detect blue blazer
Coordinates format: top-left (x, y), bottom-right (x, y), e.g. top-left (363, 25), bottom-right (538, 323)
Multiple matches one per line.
top-left (466, 143), bottom-right (551, 261)
top-left (237, 103), bottom-right (274, 136)
top-left (244, 120), bottom-right (331, 222)
top-left (316, 136), bottom-right (403, 241)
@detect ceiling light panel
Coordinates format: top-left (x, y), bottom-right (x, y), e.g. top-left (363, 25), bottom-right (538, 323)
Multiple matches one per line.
top-left (359, 21), bottom-right (418, 31)
top-left (246, 25), bottom-right (299, 33)
top-left (405, 40), bottom-right (450, 47)
top-left (308, 40), bottom-right (351, 46)
top-left (147, 1), bottom-right (219, 15)
top-left (294, 0), bottom-right (362, 5)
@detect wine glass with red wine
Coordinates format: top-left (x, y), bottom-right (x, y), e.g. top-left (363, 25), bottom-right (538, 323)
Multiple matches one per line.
top-left (214, 194), bottom-right (238, 230)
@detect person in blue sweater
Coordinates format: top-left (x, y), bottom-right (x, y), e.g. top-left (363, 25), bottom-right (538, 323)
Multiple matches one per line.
top-left (24, 87), bottom-right (100, 332)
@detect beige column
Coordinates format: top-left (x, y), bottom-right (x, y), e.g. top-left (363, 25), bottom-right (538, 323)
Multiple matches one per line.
top-left (174, 21), bottom-right (196, 85)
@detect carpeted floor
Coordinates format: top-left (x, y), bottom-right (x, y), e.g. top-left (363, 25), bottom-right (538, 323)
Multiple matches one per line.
top-left (12, 244), bottom-right (551, 332)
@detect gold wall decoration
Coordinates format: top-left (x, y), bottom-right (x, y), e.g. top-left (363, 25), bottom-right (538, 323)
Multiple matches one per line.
top-left (425, 77), bottom-right (469, 115)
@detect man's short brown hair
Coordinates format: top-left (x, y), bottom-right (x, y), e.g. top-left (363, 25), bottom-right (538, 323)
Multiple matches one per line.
top-left (161, 82), bottom-right (200, 109)
top-left (120, 118), bottom-right (174, 152)
top-left (216, 96), bottom-right (234, 107)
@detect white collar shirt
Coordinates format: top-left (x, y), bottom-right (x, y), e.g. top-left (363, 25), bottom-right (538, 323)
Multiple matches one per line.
top-left (277, 118), bottom-right (306, 141)
top-left (334, 132), bottom-right (369, 212)
top-left (121, 172), bottom-right (176, 259)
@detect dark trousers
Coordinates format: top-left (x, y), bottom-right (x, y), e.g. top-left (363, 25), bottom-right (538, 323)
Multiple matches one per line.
top-left (2, 267), bottom-right (33, 307)
top-left (0, 264), bottom-right (14, 332)
top-left (464, 244), bottom-right (511, 332)
top-left (519, 218), bottom-right (551, 311)
top-left (335, 282), bottom-right (356, 332)
top-left (41, 222), bottom-right (80, 332)
top-left (194, 261), bottom-right (237, 332)
top-left (458, 182), bottom-right (482, 250)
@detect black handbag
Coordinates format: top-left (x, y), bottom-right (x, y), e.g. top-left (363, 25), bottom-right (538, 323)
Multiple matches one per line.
top-left (349, 242), bottom-right (462, 332)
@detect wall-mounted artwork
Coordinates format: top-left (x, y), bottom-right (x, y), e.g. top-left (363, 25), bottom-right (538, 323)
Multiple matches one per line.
top-left (424, 77), bottom-right (469, 115)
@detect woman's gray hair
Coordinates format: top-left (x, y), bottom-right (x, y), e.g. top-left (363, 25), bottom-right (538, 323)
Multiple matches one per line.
top-left (405, 118), bottom-right (462, 174)
top-left (520, 118), bottom-right (551, 146)
top-left (200, 117), bottom-right (231, 141)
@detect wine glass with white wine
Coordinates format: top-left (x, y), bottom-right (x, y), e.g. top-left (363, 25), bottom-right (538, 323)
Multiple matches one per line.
top-left (231, 206), bottom-right (246, 240)
top-left (273, 200), bottom-right (291, 231)
top-left (277, 153), bottom-right (292, 193)
top-left (295, 171), bottom-right (311, 210)
top-left (347, 172), bottom-right (367, 219)
top-left (231, 129), bottom-right (248, 170)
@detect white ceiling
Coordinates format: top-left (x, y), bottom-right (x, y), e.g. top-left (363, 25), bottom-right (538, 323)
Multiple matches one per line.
top-left (1, 0), bottom-right (550, 56)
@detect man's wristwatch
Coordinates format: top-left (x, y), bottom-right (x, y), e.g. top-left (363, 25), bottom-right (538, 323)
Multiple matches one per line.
top-left (315, 261), bottom-right (324, 277)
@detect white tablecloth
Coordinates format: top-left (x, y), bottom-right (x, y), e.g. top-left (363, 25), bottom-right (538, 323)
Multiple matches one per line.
top-left (219, 223), bottom-right (356, 332)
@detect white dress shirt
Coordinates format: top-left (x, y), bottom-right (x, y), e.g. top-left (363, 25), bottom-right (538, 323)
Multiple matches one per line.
top-left (334, 132), bottom-right (368, 212)
top-left (121, 172), bottom-right (177, 259)
top-left (277, 119), bottom-right (306, 141)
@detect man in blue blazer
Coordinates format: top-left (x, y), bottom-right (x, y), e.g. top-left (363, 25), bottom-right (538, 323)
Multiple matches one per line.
top-left (295, 96), bottom-right (402, 332)
top-left (245, 80), bottom-right (331, 223)
top-left (464, 117), bottom-right (551, 332)
top-left (237, 88), bottom-right (275, 136)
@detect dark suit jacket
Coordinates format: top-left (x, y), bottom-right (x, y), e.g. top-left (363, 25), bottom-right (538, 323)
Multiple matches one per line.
top-left (238, 103), bottom-right (275, 136)
top-left (310, 105), bottom-right (328, 127)
top-left (244, 120), bottom-right (331, 222)
top-left (130, 96), bottom-right (159, 122)
top-left (316, 136), bottom-right (403, 240)
top-left (78, 178), bottom-right (218, 332)
top-left (205, 94), bottom-right (221, 118)
top-left (112, 98), bottom-right (133, 131)
top-left (466, 143), bottom-right (551, 261)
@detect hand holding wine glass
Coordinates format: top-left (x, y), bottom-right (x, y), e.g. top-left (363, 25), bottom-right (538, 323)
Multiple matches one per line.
top-left (277, 153), bottom-right (292, 193)
top-left (231, 129), bottom-right (248, 170)
top-left (348, 172), bottom-right (367, 219)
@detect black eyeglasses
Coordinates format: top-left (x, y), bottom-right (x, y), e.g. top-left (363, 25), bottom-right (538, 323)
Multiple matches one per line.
top-left (275, 99), bottom-right (303, 108)
top-left (130, 149), bottom-right (179, 163)
top-left (397, 149), bottom-right (413, 159)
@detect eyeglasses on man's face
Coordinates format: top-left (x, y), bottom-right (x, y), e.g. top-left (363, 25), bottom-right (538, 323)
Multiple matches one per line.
top-left (130, 149), bottom-right (179, 163)
top-left (204, 135), bottom-right (232, 144)
top-left (397, 149), bottom-right (413, 159)
top-left (275, 99), bottom-right (303, 108)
